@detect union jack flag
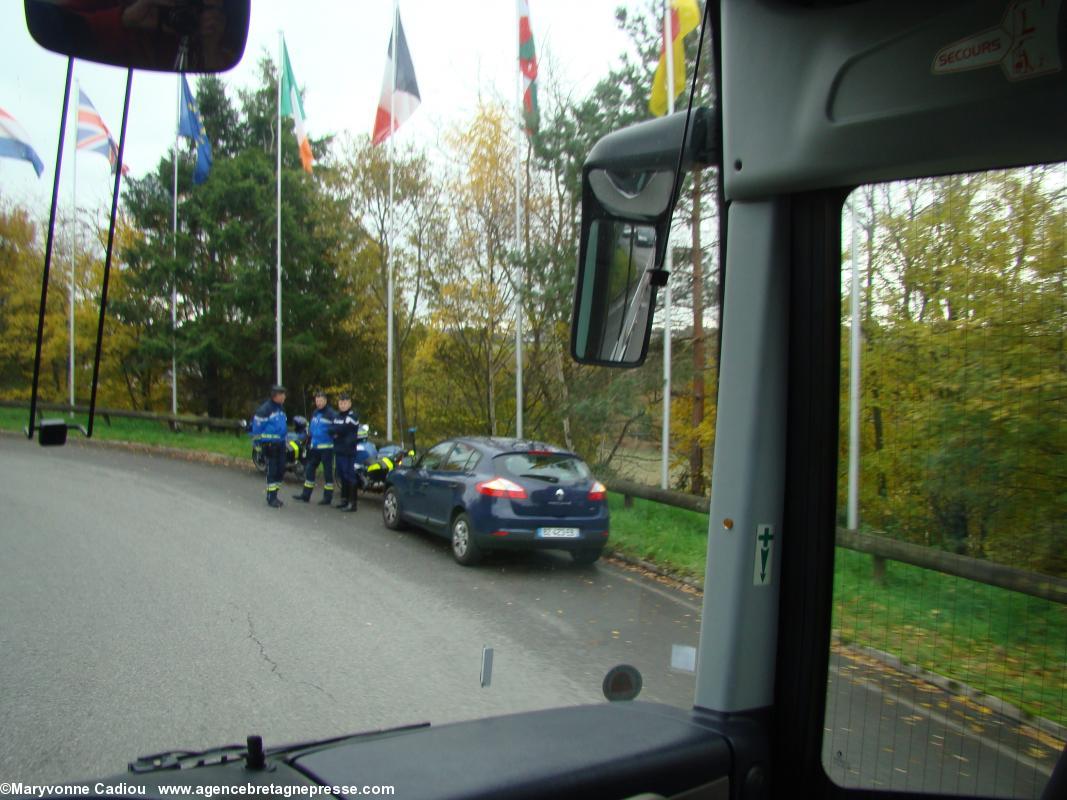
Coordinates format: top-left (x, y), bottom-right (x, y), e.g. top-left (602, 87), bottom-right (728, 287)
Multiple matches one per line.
top-left (77, 88), bottom-right (127, 175)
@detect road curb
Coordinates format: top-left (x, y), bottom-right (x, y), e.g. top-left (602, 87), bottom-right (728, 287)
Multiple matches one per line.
top-left (840, 639), bottom-right (1067, 744)
top-left (1, 428), bottom-right (274, 478)
top-left (605, 550), bottom-right (704, 595)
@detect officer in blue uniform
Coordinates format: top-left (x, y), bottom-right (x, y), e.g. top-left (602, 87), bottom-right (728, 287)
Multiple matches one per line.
top-left (329, 392), bottom-right (360, 512)
top-left (293, 389), bottom-right (336, 504)
top-left (251, 384), bottom-right (288, 508)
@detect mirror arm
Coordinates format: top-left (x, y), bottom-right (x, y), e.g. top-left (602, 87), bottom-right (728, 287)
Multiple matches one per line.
top-left (86, 68), bottom-right (133, 438)
top-left (27, 57), bottom-right (74, 441)
top-left (662, 0), bottom-right (714, 234)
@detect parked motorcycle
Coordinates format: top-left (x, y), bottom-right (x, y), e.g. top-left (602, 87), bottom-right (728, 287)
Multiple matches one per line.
top-left (361, 428), bottom-right (418, 492)
top-left (242, 415), bottom-right (309, 474)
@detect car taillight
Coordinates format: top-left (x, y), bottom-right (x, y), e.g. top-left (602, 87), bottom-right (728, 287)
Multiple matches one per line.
top-left (476, 477), bottom-right (528, 499)
top-left (588, 481), bottom-right (607, 501)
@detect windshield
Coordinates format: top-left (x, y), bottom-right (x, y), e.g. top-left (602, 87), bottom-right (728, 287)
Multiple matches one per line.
top-left (0, 0), bottom-right (720, 786)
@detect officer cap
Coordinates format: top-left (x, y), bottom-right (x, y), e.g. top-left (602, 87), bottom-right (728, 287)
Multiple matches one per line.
top-left (313, 388), bottom-right (327, 398)
top-left (271, 384), bottom-right (287, 395)
top-left (338, 392), bottom-right (351, 401)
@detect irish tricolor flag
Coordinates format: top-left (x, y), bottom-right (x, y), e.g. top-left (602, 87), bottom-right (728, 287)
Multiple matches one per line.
top-left (372, 7), bottom-right (421, 146)
top-left (281, 39), bottom-right (313, 173)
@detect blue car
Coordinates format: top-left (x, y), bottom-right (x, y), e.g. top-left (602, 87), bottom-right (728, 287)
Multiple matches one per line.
top-left (382, 437), bottom-right (610, 566)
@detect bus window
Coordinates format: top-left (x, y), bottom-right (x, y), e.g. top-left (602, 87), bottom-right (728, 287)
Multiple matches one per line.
top-left (823, 166), bottom-right (1066, 799)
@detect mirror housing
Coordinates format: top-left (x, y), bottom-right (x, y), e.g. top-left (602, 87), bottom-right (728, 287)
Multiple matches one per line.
top-left (24, 0), bottom-right (250, 73)
top-left (571, 107), bottom-right (716, 367)
top-left (32, 418), bottom-right (88, 447)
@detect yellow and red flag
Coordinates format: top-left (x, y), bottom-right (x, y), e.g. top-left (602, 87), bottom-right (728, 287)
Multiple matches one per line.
top-left (648, 0), bottom-right (701, 117)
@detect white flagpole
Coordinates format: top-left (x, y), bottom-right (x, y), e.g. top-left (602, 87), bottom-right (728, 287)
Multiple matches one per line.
top-left (513, 0), bottom-right (524, 439)
top-left (660, 0), bottom-right (675, 490)
top-left (276, 31), bottom-right (284, 386)
top-left (386, 1), bottom-right (398, 442)
top-left (172, 75), bottom-right (180, 416)
top-left (69, 77), bottom-right (78, 414)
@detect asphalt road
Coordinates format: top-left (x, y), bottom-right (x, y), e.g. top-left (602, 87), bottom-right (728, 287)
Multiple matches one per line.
top-left (0, 438), bottom-right (700, 785)
top-left (0, 438), bottom-right (1058, 797)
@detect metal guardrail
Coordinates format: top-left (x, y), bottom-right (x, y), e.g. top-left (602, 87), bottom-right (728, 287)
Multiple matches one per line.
top-left (605, 478), bottom-right (1066, 605)
top-left (0, 399), bottom-right (244, 435)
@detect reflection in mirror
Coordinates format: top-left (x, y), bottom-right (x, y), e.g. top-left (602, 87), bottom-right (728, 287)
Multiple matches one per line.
top-left (24, 0), bottom-right (250, 73)
top-left (573, 219), bottom-right (657, 366)
top-left (588, 168), bottom-right (675, 219)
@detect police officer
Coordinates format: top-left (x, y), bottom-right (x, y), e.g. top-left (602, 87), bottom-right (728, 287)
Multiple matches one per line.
top-left (251, 384), bottom-right (288, 508)
top-left (293, 389), bottom-right (336, 504)
top-left (329, 392), bottom-right (360, 512)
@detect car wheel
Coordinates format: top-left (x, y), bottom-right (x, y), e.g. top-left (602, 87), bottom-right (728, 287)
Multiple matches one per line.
top-left (450, 512), bottom-right (482, 566)
top-left (382, 487), bottom-right (406, 531)
top-left (252, 446), bottom-right (267, 473)
top-left (571, 548), bottom-right (603, 566)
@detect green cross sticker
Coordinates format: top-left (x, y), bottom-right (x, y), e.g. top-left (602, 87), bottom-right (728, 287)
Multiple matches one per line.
top-left (753, 524), bottom-right (774, 586)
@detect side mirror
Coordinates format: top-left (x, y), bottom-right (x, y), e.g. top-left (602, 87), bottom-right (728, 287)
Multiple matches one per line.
top-left (571, 107), bottom-right (716, 367)
top-left (24, 0), bottom-right (250, 73)
top-left (32, 418), bottom-right (88, 447)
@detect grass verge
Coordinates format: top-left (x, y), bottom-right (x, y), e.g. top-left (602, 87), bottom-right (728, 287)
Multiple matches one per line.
top-left (0, 406), bottom-right (249, 460)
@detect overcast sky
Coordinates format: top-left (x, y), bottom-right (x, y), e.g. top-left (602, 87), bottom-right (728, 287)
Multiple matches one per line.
top-left (1, 1), bottom-right (635, 223)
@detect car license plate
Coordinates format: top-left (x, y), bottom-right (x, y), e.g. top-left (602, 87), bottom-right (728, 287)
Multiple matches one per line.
top-left (537, 527), bottom-right (580, 539)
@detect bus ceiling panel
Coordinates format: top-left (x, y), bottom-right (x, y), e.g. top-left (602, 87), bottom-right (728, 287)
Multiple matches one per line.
top-left (722, 0), bottom-right (1067, 200)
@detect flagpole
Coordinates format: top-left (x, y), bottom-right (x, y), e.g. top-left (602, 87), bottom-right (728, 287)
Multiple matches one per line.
top-left (513, 0), bottom-right (524, 439)
top-left (386, 0), bottom-right (398, 443)
top-left (171, 75), bottom-right (180, 416)
top-left (660, 0), bottom-right (675, 491)
top-left (69, 77), bottom-right (78, 415)
top-left (276, 31), bottom-right (284, 386)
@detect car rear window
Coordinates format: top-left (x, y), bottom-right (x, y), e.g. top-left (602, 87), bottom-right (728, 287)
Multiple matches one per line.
top-left (494, 453), bottom-right (592, 483)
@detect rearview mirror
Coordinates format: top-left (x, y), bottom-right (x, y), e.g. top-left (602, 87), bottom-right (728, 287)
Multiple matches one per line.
top-left (571, 107), bottom-right (716, 367)
top-left (24, 0), bottom-right (250, 73)
top-left (573, 220), bottom-right (659, 364)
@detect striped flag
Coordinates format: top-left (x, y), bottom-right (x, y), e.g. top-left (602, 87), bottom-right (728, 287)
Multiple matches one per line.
top-left (648, 0), bottom-right (701, 117)
top-left (372, 8), bottom-right (421, 146)
top-left (518, 0), bottom-right (539, 137)
top-left (78, 88), bottom-right (127, 174)
top-left (0, 107), bottom-right (44, 177)
top-left (280, 38), bottom-right (313, 173)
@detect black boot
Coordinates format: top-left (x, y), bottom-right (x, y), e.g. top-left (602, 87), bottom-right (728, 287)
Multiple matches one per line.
top-left (335, 481), bottom-right (351, 510)
top-left (339, 481), bottom-right (358, 512)
top-left (317, 484), bottom-right (334, 505)
top-left (267, 490), bottom-right (284, 508)
top-left (293, 481), bottom-right (313, 502)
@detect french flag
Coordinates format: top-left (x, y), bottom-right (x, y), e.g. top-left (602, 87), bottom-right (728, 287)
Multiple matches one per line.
top-left (0, 107), bottom-right (44, 178)
top-left (372, 8), bottom-right (421, 146)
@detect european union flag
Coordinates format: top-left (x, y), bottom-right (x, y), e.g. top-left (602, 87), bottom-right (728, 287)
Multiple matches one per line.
top-left (178, 75), bottom-right (212, 185)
